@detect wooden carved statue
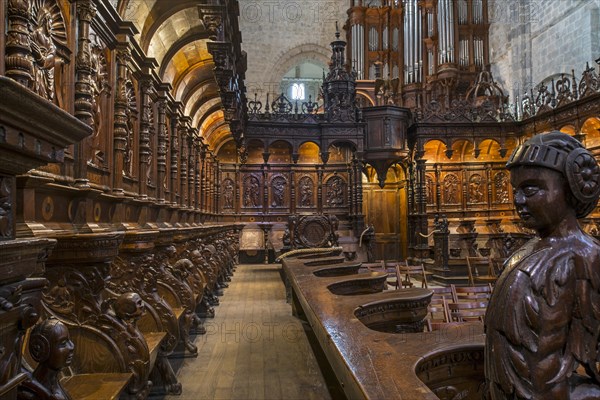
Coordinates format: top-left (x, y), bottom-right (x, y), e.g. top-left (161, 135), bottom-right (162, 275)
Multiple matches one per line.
top-left (485, 131), bottom-right (600, 399)
top-left (18, 319), bottom-right (74, 400)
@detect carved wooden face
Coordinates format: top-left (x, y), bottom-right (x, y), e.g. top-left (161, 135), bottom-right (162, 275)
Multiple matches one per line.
top-left (510, 166), bottom-right (573, 237)
top-left (47, 323), bottom-right (74, 370)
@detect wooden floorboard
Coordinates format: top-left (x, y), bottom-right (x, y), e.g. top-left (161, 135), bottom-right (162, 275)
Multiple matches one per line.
top-left (165, 264), bottom-right (332, 400)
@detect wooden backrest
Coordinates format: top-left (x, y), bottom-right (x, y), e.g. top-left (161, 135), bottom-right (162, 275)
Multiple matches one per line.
top-left (447, 300), bottom-right (488, 322)
top-left (431, 286), bottom-right (456, 302)
top-left (452, 284), bottom-right (493, 301)
top-left (362, 261), bottom-right (385, 272)
top-left (466, 256), bottom-right (495, 285)
top-left (397, 261), bottom-right (428, 289)
top-left (426, 296), bottom-right (453, 332)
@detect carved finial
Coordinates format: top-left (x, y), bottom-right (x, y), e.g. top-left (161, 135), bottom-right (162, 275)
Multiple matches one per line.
top-left (335, 21), bottom-right (340, 38)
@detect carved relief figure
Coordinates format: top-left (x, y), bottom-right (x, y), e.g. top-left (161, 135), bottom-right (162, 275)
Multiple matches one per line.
top-left (31, 13), bottom-right (57, 101)
top-left (326, 176), bottom-right (344, 206)
top-left (494, 171), bottom-right (510, 203)
top-left (243, 176), bottom-right (260, 207)
top-left (271, 176), bottom-right (286, 207)
top-left (485, 132), bottom-right (600, 400)
top-left (425, 175), bottom-right (434, 205)
top-left (443, 174), bottom-right (459, 204)
top-left (18, 319), bottom-right (74, 400)
top-left (298, 177), bottom-right (313, 207)
top-left (222, 179), bottom-right (234, 209)
top-left (469, 174), bottom-right (484, 203)
top-left (88, 33), bottom-right (108, 166)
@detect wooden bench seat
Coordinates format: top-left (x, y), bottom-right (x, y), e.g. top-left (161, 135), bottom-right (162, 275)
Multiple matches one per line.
top-left (62, 373), bottom-right (132, 400)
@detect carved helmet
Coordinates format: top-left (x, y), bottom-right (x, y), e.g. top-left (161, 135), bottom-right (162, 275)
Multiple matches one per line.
top-left (506, 131), bottom-right (600, 218)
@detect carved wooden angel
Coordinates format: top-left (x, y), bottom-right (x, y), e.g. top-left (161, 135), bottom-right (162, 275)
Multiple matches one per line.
top-left (485, 131), bottom-right (600, 400)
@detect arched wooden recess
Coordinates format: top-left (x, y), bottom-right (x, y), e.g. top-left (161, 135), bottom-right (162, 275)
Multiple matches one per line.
top-left (362, 163), bottom-right (408, 261)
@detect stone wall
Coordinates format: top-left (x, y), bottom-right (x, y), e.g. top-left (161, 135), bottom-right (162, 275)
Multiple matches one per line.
top-left (490, 0), bottom-right (600, 102)
top-left (238, 0), bottom-right (348, 100)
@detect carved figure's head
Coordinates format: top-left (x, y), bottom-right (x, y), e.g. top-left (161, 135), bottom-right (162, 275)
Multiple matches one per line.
top-left (507, 131), bottom-right (600, 219)
top-left (29, 318), bottom-right (74, 370)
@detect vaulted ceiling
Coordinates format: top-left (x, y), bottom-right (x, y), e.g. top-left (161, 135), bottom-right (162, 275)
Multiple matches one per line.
top-left (118, 0), bottom-right (231, 151)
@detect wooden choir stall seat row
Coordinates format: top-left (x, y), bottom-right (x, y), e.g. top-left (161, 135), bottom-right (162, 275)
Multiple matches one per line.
top-left (16, 226), bottom-right (240, 400)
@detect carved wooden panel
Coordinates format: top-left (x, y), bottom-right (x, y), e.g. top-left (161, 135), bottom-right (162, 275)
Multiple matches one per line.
top-left (467, 173), bottom-right (485, 204)
top-left (442, 173), bottom-right (460, 205)
top-left (242, 174), bottom-right (261, 208)
top-left (222, 178), bottom-right (235, 210)
top-left (325, 175), bottom-right (346, 207)
top-left (270, 175), bottom-right (288, 208)
top-left (297, 175), bottom-right (314, 208)
top-left (425, 174), bottom-right (435, 205)
top-left (493, 171), bottom-right (510, 204)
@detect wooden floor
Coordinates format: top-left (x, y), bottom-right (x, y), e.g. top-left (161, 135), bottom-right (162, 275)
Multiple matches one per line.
top-left (165, 264), bottom-right (333, 400)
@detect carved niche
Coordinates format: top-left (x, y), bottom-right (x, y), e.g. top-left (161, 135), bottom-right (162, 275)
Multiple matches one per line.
top-left (222, 178), bottom-right (235, 209)
top-left (297, 176), bottom-right (314, 208)
top-left (270, 175), bottom-right (287, 208)
top-left (29, 0), bottom-right (69, 105)
top-left (242, 174), bottom-right (260, 208)
top-left (443, 173), bottom-right (460, 205)
top-left (468, 174), bottom-right (485, 204)
top-left (493, 171), bottom-right (510, 204)
top-left (325, 175), bottom-right (346, 207)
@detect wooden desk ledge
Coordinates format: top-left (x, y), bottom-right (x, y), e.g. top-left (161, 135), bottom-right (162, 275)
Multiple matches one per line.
top-left (62, 372), bottom-right (133, 400)
top-left (142, 331), bottom-right (167, 357)
top-left (282, 257), bottom-right (486, 400)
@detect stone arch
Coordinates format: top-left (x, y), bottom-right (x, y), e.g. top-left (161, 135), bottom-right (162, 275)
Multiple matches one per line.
top-left (265, 44), bottom-right (331, 90)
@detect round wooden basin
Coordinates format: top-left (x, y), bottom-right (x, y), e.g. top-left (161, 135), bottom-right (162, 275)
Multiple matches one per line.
top-left (353, 288), bottom-right (431, 333)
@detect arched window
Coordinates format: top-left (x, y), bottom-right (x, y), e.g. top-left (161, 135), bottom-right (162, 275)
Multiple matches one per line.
top-left (290, 83), bottom-right (305, 100)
